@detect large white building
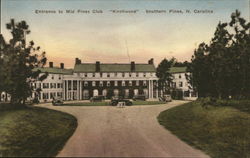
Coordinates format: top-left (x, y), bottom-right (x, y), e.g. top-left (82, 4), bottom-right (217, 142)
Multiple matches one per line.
top-left (32, 58), bottom-right (159, 102)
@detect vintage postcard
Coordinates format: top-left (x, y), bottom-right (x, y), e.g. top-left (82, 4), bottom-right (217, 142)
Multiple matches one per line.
top-left (0, 0), bottom-right (250, 157)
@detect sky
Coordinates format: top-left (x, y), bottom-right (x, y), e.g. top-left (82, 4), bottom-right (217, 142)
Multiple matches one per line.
top-left (1, 0), bottom-right (250, 68)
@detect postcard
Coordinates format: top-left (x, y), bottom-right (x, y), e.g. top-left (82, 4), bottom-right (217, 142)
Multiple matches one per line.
top-left (0, 0), bottom-right (249, 157)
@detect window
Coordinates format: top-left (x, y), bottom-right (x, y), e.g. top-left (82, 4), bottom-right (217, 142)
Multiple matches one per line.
top-left (59, 75), bottom-right (61, 80)
top-left (84, 81), bottom-right (88, 87)
top-left (122, 81), bottom-right (125, 86)
top-left (50, 83), bottom-right (56, 89)
top-left (92, 81), bottom-right (96, 87)
top-left (143, 81), bottom-right (147, 86)
top-left (107, 73), bottom-right (110, 77)
top-left (57, 92), bottom-right (62, 97)
top-left (136, 80), bottom-right (139, 86)
top-left (43, 83), bottom-right (49, 89)
top-left (151, 73), bottom-right (153, 77)
top-left (179, 82), bottom-right (183, 87)
top-left (129, 81), bottom-right (132, 86)
top-left (51, 75), bottom-right (54, 80)
top-left (100, 73), bottom-right (103, 78)
top-left (173, 82), bottom-right (176, 88)
top-left (122, 73), bottom-right (125, 77)
top-left (43, 93), bottom-right (49, 99)
top-left (85, 73), bottom-right (87, 77)
top-left (93, 73), bottom-right (95, 77)
top-left (129, 73), bottom-right (132, 77)
top-left (114, 81), bottom-right (118, 86)
top-left (143, 73), bottom-right (146, 77)
top-left (107, 81), bottom-right (110, 87)
top-left (136, 73), bottom-right (139, 77)
top-left (179, 74), bottom-right (182, 79)
top-left (50, 92), bottom-right (56, 99)
top-left (99, 81), bottom-right (103, 87)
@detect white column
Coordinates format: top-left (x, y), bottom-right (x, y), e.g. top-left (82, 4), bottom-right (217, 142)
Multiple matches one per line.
top-left (66, 80), bottom-right (68, 100)
top-left (149, 80), bottom-right (151, 99)
top-left (71, 80), bottom-right (73, 100)
top-left (63, 81), bottom-right (65, 100)
top-left (152, 80), bottom-right (154, 98)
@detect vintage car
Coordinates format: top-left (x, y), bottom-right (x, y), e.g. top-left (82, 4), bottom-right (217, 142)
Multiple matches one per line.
top-left (52, 97), bottom-right (64, 106)
top-left (110, 96), bottom-right (133, 106)
top-left (159, 95), bottom-right (172, 102)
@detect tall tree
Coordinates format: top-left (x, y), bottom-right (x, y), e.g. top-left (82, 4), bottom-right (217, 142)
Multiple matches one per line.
top-left (156, 58), bottom-right (175, 96)
top-left (188, 10), bottom-right (250, 99)
top-left (0, 19), bottom-right (47, 105)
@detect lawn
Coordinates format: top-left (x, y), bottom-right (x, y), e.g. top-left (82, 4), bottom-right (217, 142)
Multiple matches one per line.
top-left (62, 100), bottom-right (166, 106)
top-left (157, 100), bottom-right (250, 158)
top-left (0, 103), bottom-right (77, 157)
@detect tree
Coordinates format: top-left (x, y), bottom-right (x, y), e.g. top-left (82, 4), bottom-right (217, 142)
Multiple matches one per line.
top-left (188, 10), bottom-right (250, 99)
top-left (156, 58), bottom-right (175, 96)
top-left (0, 19), bottom-right (47, 105)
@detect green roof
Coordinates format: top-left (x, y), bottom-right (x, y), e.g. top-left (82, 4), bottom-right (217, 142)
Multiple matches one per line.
top-left (74, 63), bottom-right (156, 73)
top-left (33, 67), bottom-right (73, 75)
top-left (169, 67), bottom-right (187, 73)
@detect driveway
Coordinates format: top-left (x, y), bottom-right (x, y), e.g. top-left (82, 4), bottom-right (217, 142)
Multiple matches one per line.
top-left (38, 100), bottom-right (209, 157)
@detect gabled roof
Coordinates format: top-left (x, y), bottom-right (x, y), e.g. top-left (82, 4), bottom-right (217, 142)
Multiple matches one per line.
top-left (33, 67), bottom-right (73, 75)
top-left (74, 63), bottom-right (156, 73)
top-left (169, 67), bottom-right (187, 73)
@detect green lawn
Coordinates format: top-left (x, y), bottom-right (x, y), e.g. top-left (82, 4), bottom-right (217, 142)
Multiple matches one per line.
top-left (62, 100), bottom-right (166, 106)
top-left (157, 100), bottom-right (250, 158)
top-left (0, 104), bottom-right (77, 157)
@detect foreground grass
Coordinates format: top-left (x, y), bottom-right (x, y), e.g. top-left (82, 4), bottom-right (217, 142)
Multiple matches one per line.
top-left (0, 104), bottom-right (77, 157)
top-left (158, 101), bottom-right (250, 158)
top-left (63, 100), bottom-right (165, 106)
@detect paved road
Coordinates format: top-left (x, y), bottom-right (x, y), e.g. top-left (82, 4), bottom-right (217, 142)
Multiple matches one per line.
top-left (38, 101), bottom-right (209, 157)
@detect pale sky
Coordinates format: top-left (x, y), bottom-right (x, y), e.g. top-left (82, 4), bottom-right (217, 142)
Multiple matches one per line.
top-left (1, 0), bottom-right (249, 68)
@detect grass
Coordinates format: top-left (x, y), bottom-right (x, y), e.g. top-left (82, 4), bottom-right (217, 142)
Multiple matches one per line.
top-left (157, 100), bottom-right (250, 158)
top-left (62, 100), bottom-right (166, 106)
top-left (0, 103), bottom-right (77, 157)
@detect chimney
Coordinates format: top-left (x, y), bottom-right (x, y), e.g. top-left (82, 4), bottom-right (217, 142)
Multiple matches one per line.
top-left (148, 58), bottom-right (154, 65)
top-left (49, 62), bottom-right (53, 68)
top-left (60, 63), bottom-right (64, 69)
top-left (75, 58), bottom-right (81, 65)
top-left (131, 61), bottom-right (135, 71)
top-left (96, 61), bottom-right (100, 72)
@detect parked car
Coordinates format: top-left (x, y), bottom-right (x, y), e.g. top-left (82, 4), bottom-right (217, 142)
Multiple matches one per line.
top-left (52, 97), bottom-right (63, 106)
top-left (159, 95), bottom-right (172, 102)
top-left (133, 95), bottom-right (146, 101)
top-left (90, 95), bottom-right (105, 102)
top-left (110, 96), bottom-right (133, 106)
